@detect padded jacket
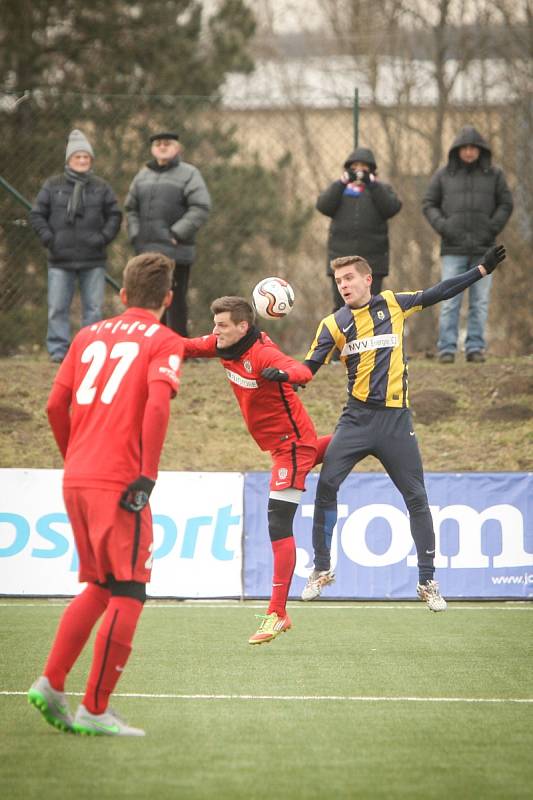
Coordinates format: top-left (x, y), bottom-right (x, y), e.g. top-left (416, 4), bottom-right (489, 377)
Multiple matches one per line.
top-left (317, 148), bottom-right (402, 277)
top-left (422, 126), bottom-right (513, 257)
top-left (125, 158), bottom-right (211, 264)
top-left (30, 174), bottom-right (122, 270)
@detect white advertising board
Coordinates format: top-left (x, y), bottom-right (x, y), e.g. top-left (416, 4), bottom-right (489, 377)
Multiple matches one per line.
top-left (0, 469), bottom-right (243, 598)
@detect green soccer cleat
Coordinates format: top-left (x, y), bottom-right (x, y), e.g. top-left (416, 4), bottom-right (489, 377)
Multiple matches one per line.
top-left (301, 569), bottom-right (336, 601)
top-left (73, 704), bottom-right (146, 736)
top-left (248, 612), bottom-right (292, 645)
top-left (417, 580), bottom-right (448, 612)
top-left (28, 676), bottom-right (74, 733)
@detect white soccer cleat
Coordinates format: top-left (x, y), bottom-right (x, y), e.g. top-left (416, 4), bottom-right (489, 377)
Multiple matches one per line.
top-left (417, 580), bottom-right (447, 612)
top-left (28, 676), bottom-right (74, 733)
top-left (73, 704), bottom-right (145, 736)
top-left (301, 569), bottom-right (336, 601)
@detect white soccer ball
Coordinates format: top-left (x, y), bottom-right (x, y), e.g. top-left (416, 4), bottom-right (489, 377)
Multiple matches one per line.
top-left (252, 277), bottom-right (295, 320)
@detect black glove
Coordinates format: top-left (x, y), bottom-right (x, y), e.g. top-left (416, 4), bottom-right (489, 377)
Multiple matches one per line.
top-left (261, 367), bottom-right (290, 382)
top-left (120, 476), bottom-right (156, 513)
top-left (481, 244), bottom-right (506, 274)
top-left (360, 170), bottom-right (372, 186)
top-left (345, 168), bottom-right (357, 183)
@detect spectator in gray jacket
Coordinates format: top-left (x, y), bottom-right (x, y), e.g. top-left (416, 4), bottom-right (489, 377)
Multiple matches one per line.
top-left (422, 126), bottom-right (513, 363)
top-left (125, 132), bottom-right (211, 336)
top-left (317, 147), bottom-right (402, 311)
top-left (30, 129), bottom-right (122, 363)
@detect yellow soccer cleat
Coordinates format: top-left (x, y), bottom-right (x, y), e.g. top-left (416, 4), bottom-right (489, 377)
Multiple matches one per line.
top-left (248, 612), bottom-right (292, 645)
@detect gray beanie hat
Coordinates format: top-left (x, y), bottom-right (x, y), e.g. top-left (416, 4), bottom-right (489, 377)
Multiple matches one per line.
top-left (65, 129), bottom-right (94, 162)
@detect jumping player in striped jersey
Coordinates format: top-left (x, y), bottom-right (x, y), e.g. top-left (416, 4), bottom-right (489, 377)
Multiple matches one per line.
top-left (184, 296), bottom-right (331, 644)
top-left (299, 245), bottom-right (506, 610)
top-left (28, 253), bottom-right (185, 736)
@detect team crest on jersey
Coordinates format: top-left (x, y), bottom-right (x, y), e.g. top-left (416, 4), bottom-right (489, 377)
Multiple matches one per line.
top-left (243, 360), bottom-right (253, 373)
top-left (278, 467), bottom-right (288, 480)
top-left (377, 310), bottom-right (385, 320)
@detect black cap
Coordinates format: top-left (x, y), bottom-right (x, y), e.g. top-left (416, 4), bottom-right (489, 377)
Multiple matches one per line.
top-left (149, 131), bottom-right (179, 143)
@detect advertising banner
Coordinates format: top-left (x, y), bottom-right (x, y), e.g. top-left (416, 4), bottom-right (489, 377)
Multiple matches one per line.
top-left (0, 469), bottom-right (243, 597)
top-left (2, 469), bottom-right (532, 599)
top-left (243, 472), bottom-right (533, 599)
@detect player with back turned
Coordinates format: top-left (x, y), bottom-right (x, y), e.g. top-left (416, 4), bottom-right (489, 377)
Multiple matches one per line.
top-left (184, 296), bottom-right (330, 644)
top-left (297, 244), bottom-right (507, 610)
top-left (28, 252), bottom-right (185, 736)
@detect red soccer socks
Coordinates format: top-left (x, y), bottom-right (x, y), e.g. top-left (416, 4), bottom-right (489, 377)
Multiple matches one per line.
top-left (44, 582), bottom-right (110, 692)
top-left (267, 535), bottom-right (296, 617)
top-left (83, 595), bottom-right (143, 715)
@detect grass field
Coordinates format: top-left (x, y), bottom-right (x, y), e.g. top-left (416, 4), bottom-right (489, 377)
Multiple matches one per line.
top-left (2, 599), bottom-right (532, 799)
top-left (1, 353), bottom-right (532, 473)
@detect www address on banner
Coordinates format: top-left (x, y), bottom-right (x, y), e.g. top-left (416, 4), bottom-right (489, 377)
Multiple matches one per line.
top-left (491, 573), bottom-right (533, 585)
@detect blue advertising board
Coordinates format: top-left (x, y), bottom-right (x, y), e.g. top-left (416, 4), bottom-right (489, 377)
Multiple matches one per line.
top-left (243, 472), bottom-right (533, 599)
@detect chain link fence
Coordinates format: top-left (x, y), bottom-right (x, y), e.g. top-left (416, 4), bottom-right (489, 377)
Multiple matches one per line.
top-left (1, 90), bottom-right (531, 357)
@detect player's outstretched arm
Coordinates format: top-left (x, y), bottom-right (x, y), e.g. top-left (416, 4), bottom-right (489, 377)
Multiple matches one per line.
top-left (183, 334), bottom-right (218, 360)
top-left (259, 345), bottom-right (314, 385)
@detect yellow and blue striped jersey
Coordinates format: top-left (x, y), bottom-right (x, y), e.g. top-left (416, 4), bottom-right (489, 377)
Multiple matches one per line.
top-left (305, 290), bottom-right (424, 407)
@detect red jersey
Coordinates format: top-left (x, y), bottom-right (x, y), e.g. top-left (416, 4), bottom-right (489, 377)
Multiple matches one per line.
top-left (49, 308), bottom-right (184, 489)
top-left (185, 332), bottom-right (315, 451)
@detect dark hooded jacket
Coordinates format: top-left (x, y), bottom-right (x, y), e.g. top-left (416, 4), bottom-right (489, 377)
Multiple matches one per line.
top-left (422, 126), bottom-right (513, 256)
top-left (316, 147), bottom-right (402, 276)
top-left (125, 156), bottom-right (211, 264)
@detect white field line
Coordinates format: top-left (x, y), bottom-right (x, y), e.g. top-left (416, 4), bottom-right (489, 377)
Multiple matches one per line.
top-left (0, 602), bottom-right (532, 610)
top-left (2, 690), bottom-right (532, 704)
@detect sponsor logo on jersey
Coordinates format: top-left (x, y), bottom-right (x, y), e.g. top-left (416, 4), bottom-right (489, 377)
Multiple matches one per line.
top-left (225, 369), bottom-right (258, 389)
top-left (342, 333), bottom-right (399, 356)
top-left (243, 359), bottom-right (253, 374)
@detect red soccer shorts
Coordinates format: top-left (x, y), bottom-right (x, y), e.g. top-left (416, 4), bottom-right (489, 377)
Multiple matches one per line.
top-left (269, 439), bottom-right (318, 492)
top-left (63, 487), bottom-right (153, 585)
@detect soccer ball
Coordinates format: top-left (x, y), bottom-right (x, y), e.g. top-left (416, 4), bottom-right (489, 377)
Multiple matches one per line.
top-left (252, 277), bottom-right (295, 319)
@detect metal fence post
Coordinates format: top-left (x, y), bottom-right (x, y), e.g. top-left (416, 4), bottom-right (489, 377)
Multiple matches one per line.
top-left (353, 88), bottom-right (359, 149)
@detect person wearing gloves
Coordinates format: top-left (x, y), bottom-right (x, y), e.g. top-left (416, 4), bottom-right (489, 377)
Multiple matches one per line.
top-left (125, 131), bottom-right (212, 336)
top-left (317, 147), bottom-right (402, 311)
top-left (30, 129), bottom-right (122, 363)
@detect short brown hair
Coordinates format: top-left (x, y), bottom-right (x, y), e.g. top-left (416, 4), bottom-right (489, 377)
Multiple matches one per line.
top-left (123, 252), bottom-right (174, 309)
top-left (331, 255), bottom-right (372, 275)
top-left (210, 296), bottom-right (255, 326)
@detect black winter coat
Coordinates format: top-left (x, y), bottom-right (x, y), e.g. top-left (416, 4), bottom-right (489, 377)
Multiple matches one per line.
top-left (30, 173), bottom-right (122, 270)
top-left (317, 176), bottom-right (402, 276)
top-left (422, 126), bottom-right (513, 257)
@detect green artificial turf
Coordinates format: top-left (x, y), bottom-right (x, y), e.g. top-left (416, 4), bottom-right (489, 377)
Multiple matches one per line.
top-left (1, 600), bottom-right (532, 799)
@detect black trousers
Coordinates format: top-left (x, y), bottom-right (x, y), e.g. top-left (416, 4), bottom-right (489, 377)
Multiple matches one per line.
top-left (163, 262), bottom-right (191, 336)
top-left (312, 398), bottom-right (435, 581)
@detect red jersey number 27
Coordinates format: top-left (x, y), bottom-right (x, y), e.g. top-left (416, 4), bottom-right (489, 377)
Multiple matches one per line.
top-left (76, 340), bottom-right (140, 405)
